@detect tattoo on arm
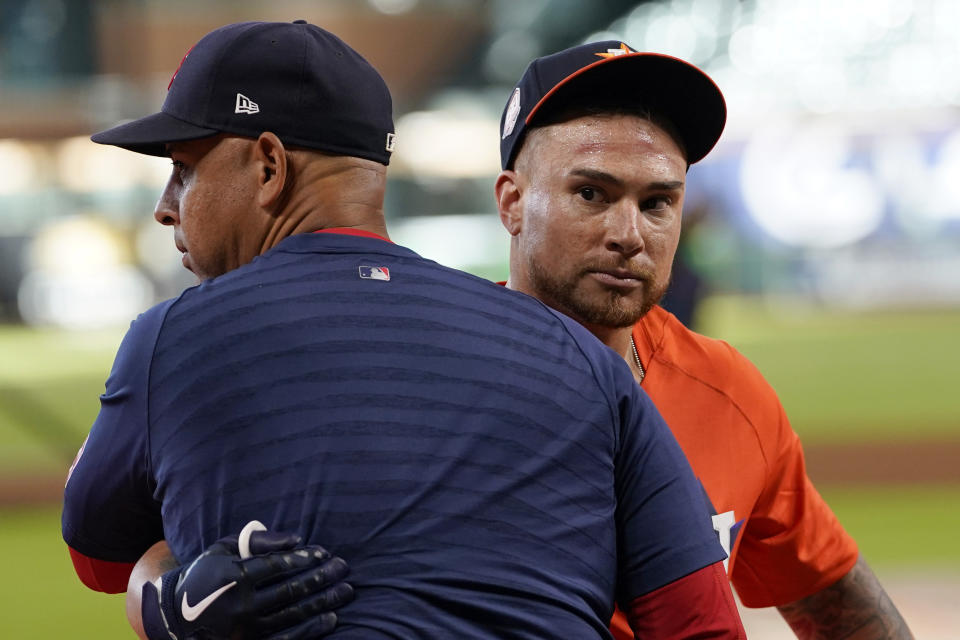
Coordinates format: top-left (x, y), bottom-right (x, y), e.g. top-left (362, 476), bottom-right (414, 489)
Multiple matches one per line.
top-left (776, 556), bottom-right (913, 639)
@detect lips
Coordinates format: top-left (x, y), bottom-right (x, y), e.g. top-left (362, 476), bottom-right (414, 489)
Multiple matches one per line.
top-left (600, 268), bottom-right (644, 280)
top-left (174, 242), bottom-right (194, 272)
top-left (588, 267), bottom-right (649, 290)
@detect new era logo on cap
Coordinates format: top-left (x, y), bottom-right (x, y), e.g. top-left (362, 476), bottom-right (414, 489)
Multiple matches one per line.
top-left (235, 93), bottom-right (259, 114)
top-left (359, 265), bottom-right (390, 281)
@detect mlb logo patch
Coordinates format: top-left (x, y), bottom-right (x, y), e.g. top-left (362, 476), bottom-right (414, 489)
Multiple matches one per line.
top-left (359, 265), bottom-right (390, 281)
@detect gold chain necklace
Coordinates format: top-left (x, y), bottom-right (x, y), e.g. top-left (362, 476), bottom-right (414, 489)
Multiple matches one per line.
top-left (630, 335), bottom-right (645, 383)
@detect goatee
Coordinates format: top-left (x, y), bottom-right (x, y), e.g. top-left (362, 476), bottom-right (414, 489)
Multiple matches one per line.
top-left (526, 258), bottom-right (668, 328)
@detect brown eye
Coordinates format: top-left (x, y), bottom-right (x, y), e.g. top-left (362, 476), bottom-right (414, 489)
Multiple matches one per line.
top-left (579, 187), bottom-right (599, 202)
top-left (642, 196), bottom-right (670, 211)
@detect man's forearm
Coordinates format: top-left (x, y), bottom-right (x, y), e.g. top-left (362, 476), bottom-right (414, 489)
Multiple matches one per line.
top-left (777, 556), bottom-right (913, 639)
top-left (126, 541), bottom-right (177, 640)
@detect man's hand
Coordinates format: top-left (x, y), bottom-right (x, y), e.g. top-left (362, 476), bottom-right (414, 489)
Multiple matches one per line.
top-left (140, 521), bottom-right (353, 640)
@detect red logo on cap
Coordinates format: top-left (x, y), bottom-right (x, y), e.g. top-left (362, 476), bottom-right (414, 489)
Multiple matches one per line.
top-left (595, 43), bottom-right (634, 59)
top-left (168, 44), bottom-right (197, 90)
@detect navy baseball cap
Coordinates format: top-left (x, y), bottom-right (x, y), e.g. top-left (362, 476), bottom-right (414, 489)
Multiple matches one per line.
top-left (92, 20), bottom-right (396, 165)
top-left (500, 41), bottom-right (726, 169)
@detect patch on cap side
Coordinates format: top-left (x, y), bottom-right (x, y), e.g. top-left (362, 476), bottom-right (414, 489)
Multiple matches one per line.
top-left (502, 88), bottom-right (521, 139)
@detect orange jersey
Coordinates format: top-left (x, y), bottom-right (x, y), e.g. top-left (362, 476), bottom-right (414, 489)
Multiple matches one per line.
top-left (610, 306), bottom-right (858, 638)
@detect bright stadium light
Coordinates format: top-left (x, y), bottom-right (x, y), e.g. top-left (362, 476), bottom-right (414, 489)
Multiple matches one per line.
top-left (18, 216), bottom-right (154, 329)
top-left (390, 213), bottom-right (508, 272)
top-left (368, 0), bottom-right (418, 14)
top-left (28, 215), bottom-right (126, 273)
top-left (0, 140), bottom-right (39, 194)
top-left (601, 0), bottom-right (960, 116)
top-left (18, 266), bottom-right (154, 330)
top-left (394, 110), bottom-right (500, 179)
top-left (931, 130), bottom-right (960, 222)
top-left (739, 122), bottom-right (885, 249)
top-left (57, 136), bottom-right (143, 192)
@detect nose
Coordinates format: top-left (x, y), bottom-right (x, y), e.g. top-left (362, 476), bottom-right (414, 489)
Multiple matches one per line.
top-left (154, 176), bottom-right (180, 226)
top-left (604, 200), bottom-right (644, 256)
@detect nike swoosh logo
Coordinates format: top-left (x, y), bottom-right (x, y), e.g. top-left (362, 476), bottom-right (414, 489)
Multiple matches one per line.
top-left (181, 581), bottom-right (237, 622)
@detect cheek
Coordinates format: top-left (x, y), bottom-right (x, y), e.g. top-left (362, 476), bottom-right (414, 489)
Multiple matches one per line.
top-left (519, 192), bottom-right (551, 249)
top-left (522, 191), bottom-right (582, 254)
top-left (219, 179), bottom-right (251, 209)
top-left (178, 188), bottom-right (222, 249)
top-left (178, 190), bottom-right (205, 233)
top-left (649, 221), bottom-right (682, 270)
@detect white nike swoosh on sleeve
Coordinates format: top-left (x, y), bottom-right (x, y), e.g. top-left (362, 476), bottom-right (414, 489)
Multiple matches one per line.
top-left (181, 581), bottom-right (238, 622)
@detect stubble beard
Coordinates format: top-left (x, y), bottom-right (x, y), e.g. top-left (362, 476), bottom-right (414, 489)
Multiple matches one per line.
top-left (525, 257), bottom-right (668, 329)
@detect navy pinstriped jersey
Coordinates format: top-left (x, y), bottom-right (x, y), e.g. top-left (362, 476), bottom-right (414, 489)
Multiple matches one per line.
top-left (62, 232), bottom-right (724, 638)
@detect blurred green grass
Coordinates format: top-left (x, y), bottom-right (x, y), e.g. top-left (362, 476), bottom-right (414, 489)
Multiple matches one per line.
top-left (0, 326), bottom-right (122, 473)
top-left (699, 296), bottom-right (960, 443)
top-left (1, 506), bottom-right (129, 639)
top-left (820, 486), bottom-right (960, 567)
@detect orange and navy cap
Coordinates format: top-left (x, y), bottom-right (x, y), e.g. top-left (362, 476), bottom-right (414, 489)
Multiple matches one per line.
top-left (91, 20), bottom-right (396, 165)
top-left (499, 41), bottom-right (726, 170)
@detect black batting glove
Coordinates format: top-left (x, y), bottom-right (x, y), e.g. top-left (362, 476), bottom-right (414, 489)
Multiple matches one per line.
top-left (141, 521), bottom-right (353, 640)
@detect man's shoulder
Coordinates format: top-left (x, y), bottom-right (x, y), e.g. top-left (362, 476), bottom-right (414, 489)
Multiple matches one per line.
top-left (639, 306), bottom-right (777, 406)
top-left (639, 307), bottom-right (793, 477)
top-left (117, 297), bottom-right (179, 351)
top-left (640, 306), bottom-right (745, 365)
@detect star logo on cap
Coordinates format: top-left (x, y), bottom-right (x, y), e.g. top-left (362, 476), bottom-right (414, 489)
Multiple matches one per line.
top-left (595, 43), bottom-right (634, 59)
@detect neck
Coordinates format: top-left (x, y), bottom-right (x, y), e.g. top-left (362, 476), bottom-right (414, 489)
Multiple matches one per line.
top-left (583, 321), bottom-right (634, 360)
top-left (262, 155), bottom-right (390, 252)
top-left (591, 322), bottom-right (645, 384)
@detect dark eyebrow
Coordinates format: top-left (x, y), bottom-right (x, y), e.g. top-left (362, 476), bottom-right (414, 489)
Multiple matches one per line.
top-left (569, 168), bottom-right (622, 188)
top-left (648, 179), bottom-right (685, 191)
top-left (568, 168), bottom-right (684, 191)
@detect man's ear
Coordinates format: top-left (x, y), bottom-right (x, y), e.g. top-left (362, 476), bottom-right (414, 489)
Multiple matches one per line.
top-left (495, 170), bottom-right (523, 236)
top-left (253, 132), bottom-right (288, 210)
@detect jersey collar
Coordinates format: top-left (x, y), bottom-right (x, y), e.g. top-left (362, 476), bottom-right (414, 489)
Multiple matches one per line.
top-left (313, 228), bottom-right (392, 243)
top-left (633, 305), bottom-right (671, 373)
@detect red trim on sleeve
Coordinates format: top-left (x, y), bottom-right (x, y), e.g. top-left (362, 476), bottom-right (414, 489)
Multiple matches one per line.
top-left (68, 546), bottom-right (135, 594)
top-left (626, 561), bottom-right (745, 639)
top-left (312, 228), bottom-right (392, 242)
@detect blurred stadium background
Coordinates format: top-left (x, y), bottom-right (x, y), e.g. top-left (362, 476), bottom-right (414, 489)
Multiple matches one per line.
top-left (1, 0), bottom-right (958, 637)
